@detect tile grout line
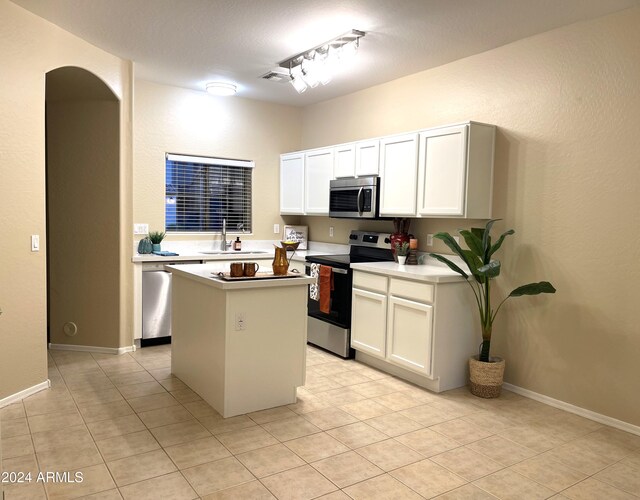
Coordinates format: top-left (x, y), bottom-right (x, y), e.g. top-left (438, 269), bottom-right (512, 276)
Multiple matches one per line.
top-left (11, 345), bottom-right (639, 499)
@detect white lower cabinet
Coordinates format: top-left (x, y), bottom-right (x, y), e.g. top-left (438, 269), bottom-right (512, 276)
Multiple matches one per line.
top-left (386, 296), bottom-right (433, 376)
top-left (351, 288), bottom-right (387, 358)
top-left (351, 269), bottom-right (479, 392)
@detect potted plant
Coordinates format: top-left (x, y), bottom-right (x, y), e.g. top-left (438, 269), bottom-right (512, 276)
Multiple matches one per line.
top-left (430, 219), bottom-right (556, 398)
top-left (395, 241), bottom-right (409, 265)
top-left (148, 230), bottom-right (166, 252)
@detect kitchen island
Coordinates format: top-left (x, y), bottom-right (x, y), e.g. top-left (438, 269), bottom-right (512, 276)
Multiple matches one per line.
top-left (167, 263), bottom-right (316, 417)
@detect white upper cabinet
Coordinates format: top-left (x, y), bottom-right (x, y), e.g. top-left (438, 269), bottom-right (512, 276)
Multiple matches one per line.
top-left (355, 140), bottom-right (380, 176)
top-left (304, 148), bottom-right (334, 214)
top-left (279, 152), bottom-right (305, 215)
top-left (334, 140), bottom-right (380, 178)
top-left (333, 143), bottom-right (356, 178)
top-left (379, 133), bottom-right (419, 216)
top-left (417, 122), bottom-right (495, 218)
top-left (280, 121), bottom-right (494, 218)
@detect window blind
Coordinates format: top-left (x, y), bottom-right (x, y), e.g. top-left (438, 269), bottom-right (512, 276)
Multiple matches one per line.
top-left (165, 153), bottom-right (253, 233)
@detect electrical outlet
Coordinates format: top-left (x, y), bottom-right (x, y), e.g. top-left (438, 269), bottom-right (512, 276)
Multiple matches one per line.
top-left (273, 224), bottom-right (280, 234)
top-left (235, 312), bottom-right (246, 331)
top-left (134, 223), bottom-right (149, 235)
top-left (426, 234), bottom-right (434, 246)
top-left (329, 226), bottom-right (334, 238)
top-left (31, 235), bottom-right (40, 252)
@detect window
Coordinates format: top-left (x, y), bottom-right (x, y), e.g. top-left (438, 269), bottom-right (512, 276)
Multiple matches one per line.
top-left (165, 153), bottom-right (253, 233)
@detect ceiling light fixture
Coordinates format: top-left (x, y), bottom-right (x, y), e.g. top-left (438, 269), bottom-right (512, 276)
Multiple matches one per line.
top-left (205, 81), bottom-right (237, 96)
top-left (279, 29), bottom-right (365, 94)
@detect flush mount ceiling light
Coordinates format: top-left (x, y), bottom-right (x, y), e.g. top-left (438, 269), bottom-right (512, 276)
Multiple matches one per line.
top-left (278, 29), bottom-right (365, 94)
top-left (205, 81), bottom-right (237, 96)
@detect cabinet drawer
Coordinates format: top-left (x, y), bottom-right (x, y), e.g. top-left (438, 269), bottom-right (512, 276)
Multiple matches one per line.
top-left (353, 271), bottom-right (388, 293)
top-left (389, 278), bottom-right (434, 303)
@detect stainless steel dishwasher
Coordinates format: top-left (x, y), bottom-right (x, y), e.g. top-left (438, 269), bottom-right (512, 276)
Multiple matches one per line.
top-left (142, 261), bottom-right (200, 347)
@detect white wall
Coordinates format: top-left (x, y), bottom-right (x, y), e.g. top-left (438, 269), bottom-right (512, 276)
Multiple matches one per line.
top-left (133, 80), bottom-right (303, 241)
top-left (0, 0), bottom-right (131, 398)
top-left (299, 8), bottom-right (640, 426)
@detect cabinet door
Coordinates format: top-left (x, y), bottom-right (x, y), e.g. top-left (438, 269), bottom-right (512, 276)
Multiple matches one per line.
top-left (280, 153), bottom-right (305, 214)
top-left (355, 140), bottom-right (379, 176)
top-left (351, 287), bottom-right (387, 359)
top-left (417, 125), bottom-right (468, 217)
top-left (379, 133), bottom-right (418, 216)
top-left (387, 296), bottom-right (433, 376)
top-left (304, 148), bottom-right (334, 214)
top-left (333, 143), bottom-right (356, 178)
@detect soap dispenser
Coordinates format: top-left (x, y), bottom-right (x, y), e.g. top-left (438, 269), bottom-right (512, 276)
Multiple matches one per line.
top-left (233, 236), bottom-right (242, 251)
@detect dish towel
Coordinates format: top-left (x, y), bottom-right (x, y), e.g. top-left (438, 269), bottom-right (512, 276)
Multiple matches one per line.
top-left (309, 263), bottom-right (320, 301)
top-left (152, 251), bottom-right (179, 256)
top-left (319, 265), bottom-right (334, 314)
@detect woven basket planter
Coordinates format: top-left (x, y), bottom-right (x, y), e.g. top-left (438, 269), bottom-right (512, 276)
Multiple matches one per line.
top-left (469, 356), bottom-right (505, 398)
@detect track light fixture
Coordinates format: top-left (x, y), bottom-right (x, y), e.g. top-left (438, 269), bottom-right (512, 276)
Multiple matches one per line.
top-left (279, 29), bottom-right (365, 94)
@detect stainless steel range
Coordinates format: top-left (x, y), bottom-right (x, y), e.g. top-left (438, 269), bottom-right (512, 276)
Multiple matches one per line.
top-left (305, 230), bottom-right (394, 358)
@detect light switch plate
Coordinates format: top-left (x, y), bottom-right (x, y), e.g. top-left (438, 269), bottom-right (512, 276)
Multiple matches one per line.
top-left (31, 235), bottom-right (40, 252)
top-left (273, 224), bottom-right (280, 234)
top-left (426, 234), bottom-right (434, 246)
top-left (329, 226), bottom-right (334, 237)
top-left (134, 223), bottom-right (149, 235)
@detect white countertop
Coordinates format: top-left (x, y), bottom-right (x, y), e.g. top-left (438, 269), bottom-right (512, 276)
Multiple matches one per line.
top-left (167, 263), bottom-right (316, 290)
top-left (350, 260), bottom-right (468, 283)
top-left (132, 240), bottom-right (348, 263)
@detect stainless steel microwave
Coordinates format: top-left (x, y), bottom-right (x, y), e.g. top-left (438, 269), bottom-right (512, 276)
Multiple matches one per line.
top-left (329, 176), bottom-right (381, 219)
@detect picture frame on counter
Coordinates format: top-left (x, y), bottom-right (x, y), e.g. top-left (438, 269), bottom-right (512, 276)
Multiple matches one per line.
top-left (283, 225), bottom-right (308, 249)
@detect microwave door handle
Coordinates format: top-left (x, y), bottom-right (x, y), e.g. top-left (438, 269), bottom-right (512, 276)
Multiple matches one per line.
top-left (331, 267), bottom-right (348, 274)
top-left (357, 187), bottom-right (364, 215)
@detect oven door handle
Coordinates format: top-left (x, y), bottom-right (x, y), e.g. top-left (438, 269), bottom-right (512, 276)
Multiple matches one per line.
top-left (357, 187), bottom-right (364, 215)
top-left (308, 265), bottom-right (348, 274)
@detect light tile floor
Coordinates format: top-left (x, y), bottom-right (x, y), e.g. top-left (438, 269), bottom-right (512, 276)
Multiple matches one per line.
top-left (1, 345), bottom-right (639, 499)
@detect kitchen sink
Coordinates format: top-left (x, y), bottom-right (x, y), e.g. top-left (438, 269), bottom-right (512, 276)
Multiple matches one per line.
top-left (199, 250), bottom-right (269, 255)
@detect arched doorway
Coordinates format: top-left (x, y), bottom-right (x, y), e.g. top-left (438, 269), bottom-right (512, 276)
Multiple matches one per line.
top-left (46, 67), bottom-right (121, 349)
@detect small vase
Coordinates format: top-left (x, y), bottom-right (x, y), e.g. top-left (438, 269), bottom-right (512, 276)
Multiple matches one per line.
top-left (152, 243), bottom-right (161, 252)
top-left (397, 256), bottom-right (407, 265)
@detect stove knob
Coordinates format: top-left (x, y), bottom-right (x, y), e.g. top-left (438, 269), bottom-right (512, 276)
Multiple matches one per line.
top-left (349, 234), bottom-right (358, 240)
top-left (384, 237), bottom-right (390, 244)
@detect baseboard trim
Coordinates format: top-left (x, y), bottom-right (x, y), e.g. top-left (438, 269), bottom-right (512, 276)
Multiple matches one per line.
top-left (48, 343), bottom-right (136, 355)
top-left (503, 382), bottom-right (640, 437)
top-left (0, 380), bottom-right (50, 409)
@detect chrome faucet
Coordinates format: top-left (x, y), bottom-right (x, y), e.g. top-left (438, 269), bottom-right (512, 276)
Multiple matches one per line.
top-left (219, 218), bottom-right (230, 251)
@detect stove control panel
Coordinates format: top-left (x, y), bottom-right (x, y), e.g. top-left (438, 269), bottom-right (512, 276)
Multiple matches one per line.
top-left (349, 230), bottom-right (390, 250)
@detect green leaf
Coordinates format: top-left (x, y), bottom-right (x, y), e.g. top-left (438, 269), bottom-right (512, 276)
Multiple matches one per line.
top-left (477, 260), bottom-right (501, 278)
top-left (460, 230), bottom-right (483, 258)
top-left (482, 219), bottom-right (501, 261)
top-left (471, 227), bottom-right (484, 241)
top-left (433, 232), bottom-right (473, 271)
top-left (429, 253), bottom-right (468, 279)
top-left (509, 281), bottom-right (556, 297)
top-left (461, 249), bottom-right (484, 283)
top-left (488, 229), bottom-right (515, 258)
